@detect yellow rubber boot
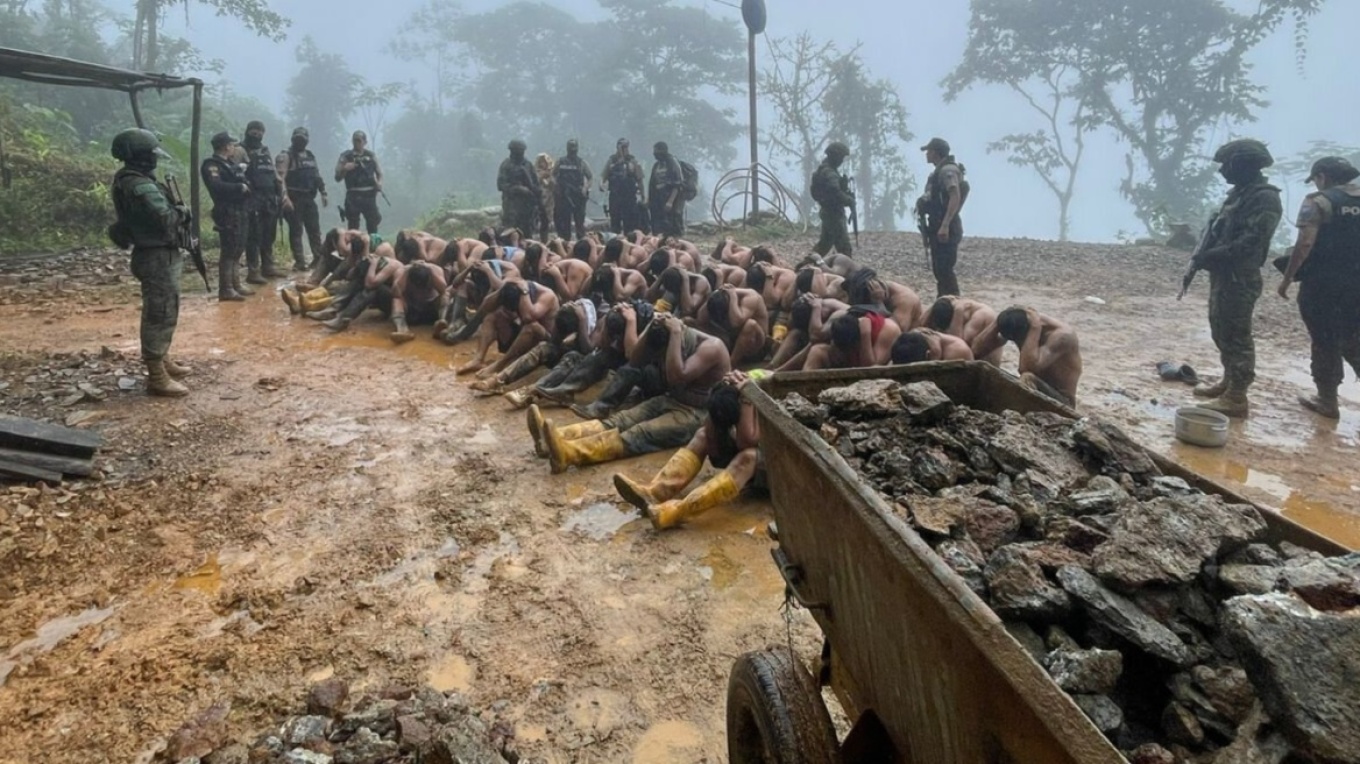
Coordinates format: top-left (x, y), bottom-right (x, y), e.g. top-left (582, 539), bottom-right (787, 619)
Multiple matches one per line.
top-left (556, 419), bottom-right (609, 441)
top-left (646, 471), bottom-right (740, 531)
top-left (546, 427), bottom-right (626, 475)
top-left (613, 448), bottom-right (703, 511)
top-left (299, 287), bottom-right (333, 313)
top-left (281, 287), bottom-right (302, 315)
top-left (526, 404), bottom-right (550, 458)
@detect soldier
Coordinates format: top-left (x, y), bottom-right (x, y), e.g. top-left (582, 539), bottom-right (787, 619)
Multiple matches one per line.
top-left (1277, 156), bottom-right (1360, 419)
top-left (240, 120), bottom-right (285, 283)
top-left (554, 139), bottom-right (594, 240)
top-left (498, 139), bottom-right (541, 235)
top-left (335, 130), bottom-right (383, 233)
top-left (108, 128), bottom-right (192, 397)
top-left (917, 137), bottom-right (968, 297)
top-left (201, 131), bottom-right (253, 302)
top-left (602, 138), bottom-right (644, 233)
top-left (648, 141), bottom-right (685, 238)
top-left (811, 142), bottom-right (855, 257)
top-left (1186, 139), bottom-right (1283, 418)
top-left (276, 127), bottom-right (329, 271)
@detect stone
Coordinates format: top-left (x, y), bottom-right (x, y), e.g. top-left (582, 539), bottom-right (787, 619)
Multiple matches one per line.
top-left (1207, 705), bottom-right (1291, 764)
top-left (1145, 476), bottom-right (1195, 498)
top-left (282, 751), bottom-right (332, 764)
top-left (1224, 544), bottom-right (1283, 568)
top-left (937, 538), bottom-right (987, 596)
top-left (1057, 566), bottom-right (1192, 666)
top-left (898, 381), bottom-right (954, 424)
top-left (961, 500), bottom-right (1020, 556)
top-left (1062, 475), bottom-right (1129, 515)
top-left (1044, 516), bottom-right (1110, 554)
top-left (1192, 665), bottom-right (1255, 726)
top-left (985, 419), bottom-right (1089, 486)
top-left (165, 701), bottom-right (232, 761)
top-left (1092, 496), bottom-right (1266, 590)
top-left (904, 497), bottom-right (962, 537)
top-left (1161, 701), bottom-right (1205, 746)
top-left (1279, 554), bottom-right (1360, 611)
top-left (1219, 565), bottom-right (1281, 597)
top-left (203, 744), bottom-right (249, 764)
top-left (378, 684), bottom-right (415, 701)
top-left (334, 700), bottom-right (398, 737)
top-left (1004, 621), bottom-right (1047, 663)
top-left (396, 715), bottom-right (434, 752)
top-left (1073, 694), bottom-right (1123, 733)
top-left (1009, 541), bottom-right (1091, 574)
top-left (421, 718), bottom-right (508, 764)
top-left (307, 678), bottom-right (350, 717)
top-left (780, 393), bottom-right (826, 429)
top-left (817, 379), bottom-right (903, 418)
top-left (283, 716), bottom-right (331, 747)
top-left (334, 727), bottom-right (399, 764)
top-left (911, 448), bottom-right (959, 491)
top-left (984, 546), bottom-right (1070, 622)
top-left (1070, 418), bottom-right (1160, 477)
top-left (1127, 743), bottom-right (1176, 764)
top-left (1044, 646), bottom-right (1122, 694)
top-left (1223, 593), bottom-right (1360, 764)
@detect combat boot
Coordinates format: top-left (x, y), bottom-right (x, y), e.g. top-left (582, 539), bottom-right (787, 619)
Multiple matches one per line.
top-left (646, 471), bottom-right (740, 531)
top-left (246, 266), bottom-right (268, 285)
top-left (292, 255), bottom-right (310, 272)
top-left (218, 257), bottom-right (245, 301)
top-left (232, 269), bottom-right (256, 297)
top-left (145, 360), bottom-right (189, 398)
top-left (544, 426), bottom-right (626, 475)
top-left (260, 259), bottom-right (286, 279)
top-left (1200, 387), bottom-right (1250, 419)
top-left (1299, 388), bottom-right (1341, 420)
top-left (613, 448), bottom-right (703, 511)
top-left (1193, 378), bottom-right (1228, 399)
top-left (162, 357), bottom-right (192, 380)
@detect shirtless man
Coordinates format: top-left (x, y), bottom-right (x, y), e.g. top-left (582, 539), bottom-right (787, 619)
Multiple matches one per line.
top-left (602, 237), bottom-right (648, 270)
top-left (590, 264), bottom-right (648, 304)
top-left (438, 257), bottom-right (521, 343)
top-left (804, 311), bottom-right (902, 370)
top-left (645, 248), bottom-right (700, 283)
top-left (714, 237), bottom-right (754, 268)
top-left (793, 267), bottom-right (846, 301)
top-left (770, 294), bottom-right (850, 370)
top-left (971, 306), bottom-right (1082, 406)
top-left (891, 328), bottom-right (975, 364)
top-left (925, 295), bottom-right (1001, 365)
top-left (744, 261), bottom-right (798, 342)
top-left (648, 266), bottom-right (711, 318)
top-left (570, 237), bottom-right (603, 269)
top-left (322, 243), bottom-right (405, 332)
top-left (390, 259), bottom-right (448, 343)
top-left (438, 237), bottom-right (491, 274)
top-left (538, 258), bottom-right (594, 302)
top-left (470, 294), bottom-right (595, 395)
top-left (394, 230), bottom-right (449, 265)
top-left (693, 285), bottom-right (769, 367)
top-left (799, 251), bottom-right (864, 281)
top-left (702, 263), bottom-right (747, 290)
top-left (844, 268), bottom-right (924, 331)
top-left (459, 279), bottom-right (560, 376)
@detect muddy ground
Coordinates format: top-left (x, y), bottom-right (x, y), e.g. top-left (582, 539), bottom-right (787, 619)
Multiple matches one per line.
top-left (0, 234), bottom-right (1356, 763)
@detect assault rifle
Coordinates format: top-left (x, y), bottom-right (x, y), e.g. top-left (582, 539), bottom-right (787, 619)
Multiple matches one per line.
top-left (915, 203), bottom-right (932, 267)
top-left (164, 175), bottom-right (211, 291)
top-left (1177, 214), bottom-right (1222, 301)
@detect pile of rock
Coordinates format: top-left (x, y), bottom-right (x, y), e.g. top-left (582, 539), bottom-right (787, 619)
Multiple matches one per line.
top-left (1, 347), bottom-right (147, 421)
top-left (781, 379), bottom-right (1360, 764)
top-left (161, 679), bottom-right (515, 764)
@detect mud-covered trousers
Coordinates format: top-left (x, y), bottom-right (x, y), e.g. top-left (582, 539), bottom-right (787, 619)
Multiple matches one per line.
top-left (245, 196), bottom-right (280, 272)
top-left (130, 246), bottom-right (182, 362)
top-left (1298, 275), bottom-right (1360, 391)
top-left (1208, 269), bottom-right (1262, 389)
top-left (603, 394), bottom-right (705, 455)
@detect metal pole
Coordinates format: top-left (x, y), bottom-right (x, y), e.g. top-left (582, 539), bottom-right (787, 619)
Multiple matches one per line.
top-left (190, 80), bottom-right (202, 245)
top-left (129, 89), bottom-right (145, 129)
top-left (748, 31), bottom-right (759, 221)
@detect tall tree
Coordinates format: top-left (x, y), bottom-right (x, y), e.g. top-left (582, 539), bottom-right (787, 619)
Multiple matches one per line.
top-left (285, 36), bottom-right (361, 166)
top-left (132, 0), bottom-right (288, 70)
top-left (386, 0), bottom-right (463, 114)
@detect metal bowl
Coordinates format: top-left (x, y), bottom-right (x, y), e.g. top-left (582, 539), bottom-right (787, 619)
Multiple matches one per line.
top-left (1175, 406), bottom-right (1230, 448)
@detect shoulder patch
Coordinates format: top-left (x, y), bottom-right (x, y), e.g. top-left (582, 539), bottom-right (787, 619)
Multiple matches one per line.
top-left (130, 180), bottom-right (160, 198)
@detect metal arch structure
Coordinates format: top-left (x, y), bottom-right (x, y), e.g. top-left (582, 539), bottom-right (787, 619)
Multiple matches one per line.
top-left (0, 47), bottom-right (205, 240)
top-left (710, 162), bottom-right (809, 232)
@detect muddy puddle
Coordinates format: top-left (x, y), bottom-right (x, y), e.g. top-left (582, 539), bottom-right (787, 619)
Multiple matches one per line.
top-left (561, 502), bottom-right (639, 540)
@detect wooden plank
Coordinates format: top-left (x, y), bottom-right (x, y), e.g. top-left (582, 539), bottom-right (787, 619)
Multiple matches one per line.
top-left (0, 457), bottom-right (62, 483)
top-left (0, 447), bottom-right (94, 477)
top-left (0, 415), bottom-right (104, 458)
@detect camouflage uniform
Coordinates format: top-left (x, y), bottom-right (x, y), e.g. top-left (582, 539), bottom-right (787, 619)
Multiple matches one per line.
top-left (111, 167), bottom-right (183, 361)
top-left (498, 140), bottom-right (541, 234)
top-left (811, 143), bottom-right (854, 257)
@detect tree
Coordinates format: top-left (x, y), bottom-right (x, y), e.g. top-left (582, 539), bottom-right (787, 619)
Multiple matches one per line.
top-left (285, 36), bottom-right (361, 167)
top-left (386, 0), bottom-right (463, 114)
top-left (131, 0), bottom-right (288, 71)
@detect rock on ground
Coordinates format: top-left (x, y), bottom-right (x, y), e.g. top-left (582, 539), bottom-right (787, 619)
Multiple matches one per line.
top-left (1092, 496), bottom-right (1266, 590)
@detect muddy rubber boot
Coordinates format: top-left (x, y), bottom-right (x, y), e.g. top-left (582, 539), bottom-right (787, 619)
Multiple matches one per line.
top-left (545, 426), bottom-right (626, 475)
top-left (646, 471), bottom-right (740, 531)
top-left (261, 258), bottom-right (286, 279)
top-left (246, 265), bottom-right (268, 285)
top-left (526, 405), bottom-right (550, 458)
top-left (504, 388), bottom-right (536, 410)
top-left (162, 357), bottom-right (191, 380)
top-left (1200, 388), bottom-right (1250, 419)
top-left (323, 316), bottom-right (352, 333)
top-left (218, 257), bottom-right (245, 301)
top-left (614, 448), bottom-right (703, 511)
top-left (1193, 378), bottom-right (1228, 399)
top-left (1299, 388), bottom-right (1341, 420)
top-left (145, 359), bottom-right (189, 398)
top-left (390, 313), bottom-right (415, 344)
top-left (293, 254), bottom-right (310, 272)
top-left (232, 268), bottom-right (256, 297)
top-left (476, 343), bottom-right (546, 394)
top-left (281, 288), bottom-right (302, 315)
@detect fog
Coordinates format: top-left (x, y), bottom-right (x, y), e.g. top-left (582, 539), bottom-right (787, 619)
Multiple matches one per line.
top-left (155, 0), bottom-right (1360, 242)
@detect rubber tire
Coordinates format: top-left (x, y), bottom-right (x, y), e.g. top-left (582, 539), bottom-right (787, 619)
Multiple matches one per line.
top-left (726, 646), bottom-right (840, 764)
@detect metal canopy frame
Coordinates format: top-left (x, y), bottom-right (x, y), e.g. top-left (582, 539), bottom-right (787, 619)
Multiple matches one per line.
top-left (0, 46), bottom-right (205, 238)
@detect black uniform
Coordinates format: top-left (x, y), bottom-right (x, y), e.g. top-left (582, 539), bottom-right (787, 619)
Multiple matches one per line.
top-left (1298, 185), bottom-right (1360, 395)
top-left (649, 154), bottom-right (685, 237)
top-left (919, 159), bottom-right (967, 297)
top-left (604, 154), bottom-right (644, 233)
top-left (200, 154), bottom-right (251, 294)
top-left (553, 154), bottom-right (593, 239)
top-left (336, 149), bottom-right (382, 233)
top-left (280, 145), bottom-right (327, 268)
top-left (243, 141), bottom-right (282, 275)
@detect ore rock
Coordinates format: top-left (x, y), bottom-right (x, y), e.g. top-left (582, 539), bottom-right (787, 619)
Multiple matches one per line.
top-left (898, 381), bottom-right (954, 424)
top-left (960, 499), bottom-right (1021, 556)
top-left (984, 546), bottom-right (1070, 622)
top-left (1045, 646), bottom-right (1123, 694)
top-left (817, 379), bottom-right (903, 417)
top-left (1092, 496), bottom-right (1266, 590)
top-left (1074, 694), bottom-right (1124, 734)
top-left (1057, 566), bottom-right (1192, 666)
top-left (1278, 554), bottom-right (1360, 612)
top-left (904, 496), bottom-right (963, 537)
top-left (307, 678), bottom-right (350, 718)
top-left (1218, 565), bottom-right (1281, 597)
top-left (780, 392), bottom-right (827, 429)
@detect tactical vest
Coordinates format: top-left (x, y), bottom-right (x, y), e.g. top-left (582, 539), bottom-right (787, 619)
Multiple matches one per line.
top-left (245, 145), bottom-right (277, 191)
top-left (344, 150), bottom-right (377, 190)
top-left (110, 168), bottom-right (176, 249)
top-left (1305, 188), bottom-right (1360, 280)
top-left (286, 149), bottom-right (322, 195)
top-left (810, 164), bottom-right (840, 206)
top-left (607, 157), bottom-right (638, 195)
top-left (557, 156), bottom-right (585, 189)
top-left (923, 162), bottom-right (969, 221)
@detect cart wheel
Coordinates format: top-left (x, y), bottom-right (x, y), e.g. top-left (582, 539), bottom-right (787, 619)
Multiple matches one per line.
top-left (726, 646), bottom-right (840, 764)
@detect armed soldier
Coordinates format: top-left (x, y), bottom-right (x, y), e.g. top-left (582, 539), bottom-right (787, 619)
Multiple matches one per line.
top-left (648, 141), bottom-right (685, 238)
top-left (498, 139), bottom-right (541, 235)
top-left (335, 130), bottom-right (383, 233)
top-left (602, 138), bottom-right (644, 233)
top-left (240, 121), bottom-right (286, 283)
top-left (917, 137), bottom-right (968, 297)
top-left (276, 127), bottom-right (329, 271)
top-left (811, 142), bottom-right (855, 257)
top-left (202, 131), bottom-right (254, 302)
top-left (1184, 139), bottom-right (1283, 418)
top-left (554, 139), bottom-right (594, 240)
top-left (1277, 156), bottom-right (1360, 420)
top-left (108, 128), bottom-right (193, 397)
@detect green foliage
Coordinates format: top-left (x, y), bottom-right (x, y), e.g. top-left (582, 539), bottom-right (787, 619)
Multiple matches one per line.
top-left (131, 0), bottom-right (288, 70)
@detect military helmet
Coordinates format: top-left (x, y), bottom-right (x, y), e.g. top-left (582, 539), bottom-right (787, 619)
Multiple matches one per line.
top-left (825, 141), bottom-right (850, 159)
top-left (1214, 139), bottom-right (1274, 170)
top-left (110, 128), bottom-right (161, 161)
top-left (509, 139), bottom-right (527, 152)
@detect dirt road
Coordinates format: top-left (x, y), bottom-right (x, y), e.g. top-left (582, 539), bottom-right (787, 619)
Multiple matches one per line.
top-left (0, 234), bottom-right (1355, 763)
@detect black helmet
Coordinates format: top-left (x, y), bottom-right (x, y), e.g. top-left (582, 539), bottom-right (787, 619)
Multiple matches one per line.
top-left (826, 141), bottom-right (850, 159)
top-left (509, 139), bottom-right (527, 152)
top-left (1305, 156), bottom-right (1360, 185)
top-left (1214, 139), bottom-right (1274, 170)
top-left (111, 128), bottom-right (162, 161)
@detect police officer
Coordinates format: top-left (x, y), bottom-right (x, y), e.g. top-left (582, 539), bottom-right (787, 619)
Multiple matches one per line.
top-left (202, 131), bottom-right (254, 302)
top-left (602, 138), bottom-right (644, 233)
top-left (497, 139), bottom-right (540, 235)
top-left (276, 127), bottom-right (329, 270)
top-left (1186, 139), bottom-right (1283, 418)
top-left (108, 128), bottom-right (191, 397)
top-left (335, 130), bottom-right (383, 233)
top-left (241, 120), bottom-right (285, 283)
top-left (1277, 156), bottom-right (1360, 419)
top-left (648, 141), bottom-right (684, 237)
top-left (811, 141), bottom-right (855, 257)
top-left (917, 137), bottom-right (968, 297)
top-left (553, 139), bottom-right (594, 240)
